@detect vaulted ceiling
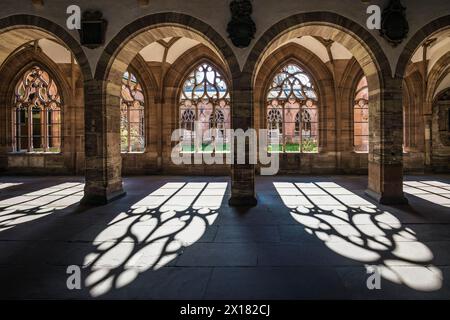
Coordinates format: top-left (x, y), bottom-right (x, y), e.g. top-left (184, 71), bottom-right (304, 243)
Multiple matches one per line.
top-left (138, 37), bottom-right (199, 64)
top-left (410, 29), bottom-right (450, 97)
top-left (411, 29), bottom-right (450, 74)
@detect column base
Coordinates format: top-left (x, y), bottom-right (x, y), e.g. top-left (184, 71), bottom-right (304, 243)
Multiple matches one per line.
top-left (365, 189), bottom-right (408, 205)
top-left (80, 189), bottom-right (127, 206)
top-left (228, 195), bottom-right (257, 207)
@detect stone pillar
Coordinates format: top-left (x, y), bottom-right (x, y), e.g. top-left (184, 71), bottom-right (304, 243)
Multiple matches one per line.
top-left (0, 107), bottom-right (8, 170)
top-left (229, 79), bottom-right (257, 206)
top-left (366, 77), bottom-right (408, 204)
top-left (0, 144), bottom-right (7, 171)
top-left (81, 79), bottom-right (125, 205)
top-left (0, 71), bottom-right (10, 171)
top-left (424, 114), bottom-right (433, 168)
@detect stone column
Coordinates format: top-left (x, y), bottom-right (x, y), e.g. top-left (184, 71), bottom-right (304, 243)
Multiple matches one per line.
top-left (0, 68), bottom-right (11, 171)
top-left (424, 114), bottom-right (433, 168)
top-left (229, 77), bottom-right (257, 206)
top-left (366, 77), bottom-right (408, 204)
top-left (0, 110), bottom-right (8, 171)
top-left (81, 79), bottom-right (125, 205)
top-left (0, 145), bottom-right (7, 171)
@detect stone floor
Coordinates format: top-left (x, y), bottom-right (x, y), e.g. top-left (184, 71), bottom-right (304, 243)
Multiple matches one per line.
top-left (0, 174), bottom-right (450, 299)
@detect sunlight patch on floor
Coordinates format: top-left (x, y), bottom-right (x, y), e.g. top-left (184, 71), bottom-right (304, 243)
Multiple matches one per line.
top-left (0, 182), bottom-right (84, 232)
top-left (0, 182), bottom-right (23, 190)
top-left (274, 181), bottom-right (442, 292)
top-left (403, 181), bottom-right (450, 207)
top-left (84, 182), bottom-right (227, 298)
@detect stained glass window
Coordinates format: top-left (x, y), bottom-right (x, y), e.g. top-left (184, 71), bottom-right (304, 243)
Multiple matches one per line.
top-left (353, 76), bottom-right (369, 152)
top-left (179, 63), bottom-right (231, 153)
top-left (13, 66), bottom-right (61, 153)
top-left (121, 71), bottom-right (145, 153)
top-left (266, 64), bottom-right (318, 153)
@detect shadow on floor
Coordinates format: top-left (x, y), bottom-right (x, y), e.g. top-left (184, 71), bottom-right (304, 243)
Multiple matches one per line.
top-left (0, 175), bottom-right (449, 299)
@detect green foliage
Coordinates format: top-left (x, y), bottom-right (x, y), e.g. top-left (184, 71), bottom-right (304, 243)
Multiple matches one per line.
top-left (285, 143), bottom-right (300, 152)
top-left (301, 138), bottom-right (318, 152)
top-left (181, 143), bottom-right (231, 153)
top-left (121, 125), bottom-right (144, 152)
top-left (267, 141), bottom-right (318, 153)
top-left (268, 144), bottom-right (283, 152)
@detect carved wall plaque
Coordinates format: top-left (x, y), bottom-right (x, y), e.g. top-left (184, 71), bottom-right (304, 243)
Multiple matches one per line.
top-left (380, 0), bottom-right (409, 46)
top-left (79, 11), bottom-right (108, 49)
top-left (227, 0), bottom-right (256, 48)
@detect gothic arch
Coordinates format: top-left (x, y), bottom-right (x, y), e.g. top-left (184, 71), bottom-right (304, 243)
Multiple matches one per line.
top-left (0, 48), bottom-right (72, 112)
top-left (121, 54), bottom-right (159, 169)
top-left (254, 42), bottom-right (333, 152)
top-left (243, 12), bottom-right (405, 204)
top-left (95, 12), bottom-right (239, 82)
top-left (244, 12), bottom-right (391, 84)
top-left (344, 61), bottom-right (366, 152)
top-left (403, 68), bottom-right (424, 152)
top-left (396, 15), bottom-right (450, 78)
top-left (334, 58), bottom-right (366, 157)
top-left (427, 52), bottom-right (450, 103)
top-left (0, 15), bottom-right (92, 81)
top-left (0, 15), bottom-right (92, 173)
top-left (128, 54), bottom-right (159, 106)
top-left (0, 48), bottom-right (74, 169)
top-left (84, 13), bottom-right (239, 204)
top-left (430, 87), bottom-right (450, 172)
top-left (164, 45), bottom-right (232, 107)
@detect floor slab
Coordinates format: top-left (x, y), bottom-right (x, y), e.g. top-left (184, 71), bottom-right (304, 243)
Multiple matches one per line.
top-left (0, 174), bottom-right (449, 299)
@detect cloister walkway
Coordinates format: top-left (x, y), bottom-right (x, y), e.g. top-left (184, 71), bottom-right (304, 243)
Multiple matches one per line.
top-left (0, 174), bottom-right (449, 299)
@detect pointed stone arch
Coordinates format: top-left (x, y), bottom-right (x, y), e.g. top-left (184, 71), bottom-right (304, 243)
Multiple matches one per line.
top-left (0, 15), bottom-right (92, 175)
top-left (86, 12), bottom-right (239, 204)
top-left (238, 12), bottom-right (406, 204)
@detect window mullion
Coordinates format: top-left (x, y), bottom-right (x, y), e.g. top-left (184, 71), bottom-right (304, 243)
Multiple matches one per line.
top-left (127, 105), bottom-right (131, 153)
top-left (212, 104), bottom-right (216, 152)
top-left (282, 106), bottom-right (285, 153)
top-left (196, 105), bottom-right (200, 153)
top-left (300, 107), bottom-right (303, 153)
top-left (43, 108), bottom-right (48, 152)
top-left (28, 106), bottom-right (33, 152)
top-left (12, 109), bottom-right (16, 152)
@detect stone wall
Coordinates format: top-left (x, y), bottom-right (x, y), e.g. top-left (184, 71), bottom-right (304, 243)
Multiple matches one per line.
top-left (0, 42), bottom-right (445, 176)
top-left (0, 5), bottom-right (449, 205)
top-left (0, 47), bottom-right (85, 175)
top-left (432, 94), bottom-right (450, 172)
top-left (1, 0), bottom-right (449, 77)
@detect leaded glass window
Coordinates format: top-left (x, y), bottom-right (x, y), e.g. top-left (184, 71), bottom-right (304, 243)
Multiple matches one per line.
top-left (353, 76), bottom-right (369, 152)
top-left (121, 71), bottom-right (145, 153)
top-left (179, 63), bottom-right (231, 153)
top-left (13, 66), bottom-right (61, 153)
top-left (266, 64), bottom-right (318, 153)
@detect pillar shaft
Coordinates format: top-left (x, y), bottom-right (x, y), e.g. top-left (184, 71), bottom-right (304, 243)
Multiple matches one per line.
top-left (81, 79), bottom-right (125, 205)
top-left (366, 77), bottom-right (407, 204)
top-left (229, 84), bottom-right (257, 206)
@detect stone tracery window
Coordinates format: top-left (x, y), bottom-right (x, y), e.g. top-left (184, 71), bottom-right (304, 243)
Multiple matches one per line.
top-left (266, 63), bottom-right (318, 153)
top-left (13, 66), bottom-right (61, 153)
top-left (121, 71), bottom-right (145, 153)
top-left (179, 63), bottom-right (231, 153)
top-left (353, 76), bottom-right (369, 152)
